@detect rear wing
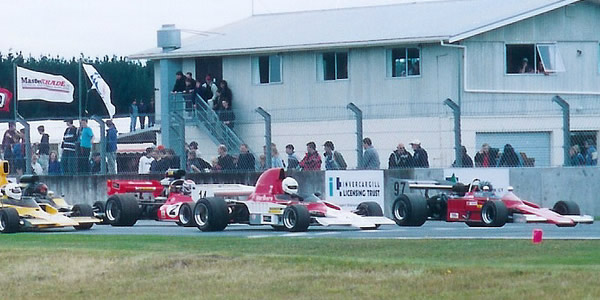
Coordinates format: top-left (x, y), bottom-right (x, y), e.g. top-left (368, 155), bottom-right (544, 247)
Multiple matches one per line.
top-left (193, 184), bottom-right (255, 201)
top-left (395, 180), bottom-right (455, 194)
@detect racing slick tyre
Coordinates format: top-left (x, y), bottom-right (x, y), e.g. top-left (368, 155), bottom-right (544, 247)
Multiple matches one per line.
top-left (552, 201), bottom-right (580, 216)
top-left (0, 208), bottom-right (20, 233)
top-left (479, 200), bottom-right (508, 227)
top-left (282, 205), bottom-right (310, 232)
top-left (356, 201), bottom-right (384, 230)
top-left (105, 194), bottom-right (141, 227)
top-left (72, 204), bottom-right (95, 230)
top-left (92, 201), bottom-right (109, 225)
top-left (177, 203), bottom-right (196, 227)
top-left (194, 197), bottom-right (229, 232)
top-left (392, 193), bottom-right (428, 227)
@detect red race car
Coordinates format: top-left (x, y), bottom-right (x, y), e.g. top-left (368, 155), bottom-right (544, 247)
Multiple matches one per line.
top-left (191, 168), bottom-right (394, 232)
top-left (391, 179), bottom-right (594, 227)
top-left (100, 170), bottom-right (254, 227)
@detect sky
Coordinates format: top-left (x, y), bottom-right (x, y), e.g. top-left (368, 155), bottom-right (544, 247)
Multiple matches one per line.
top-left (1, 0), bottom-right (433, 60)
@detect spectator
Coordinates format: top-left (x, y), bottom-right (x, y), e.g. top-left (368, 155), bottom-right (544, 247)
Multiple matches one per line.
top-left (201, 75), bottom-right (218, 109)
top-left (172, 71), bottom-right (186, 93)
top-left (13, 132), bottom-right (25, 176)
top-left (36, 125), bottom-right (50, 174)
top-left (129, 99), bottom-right (138, 132)
top-left (299, 141), bottom-right (322, 171)
top-left (237, 144), bottom-right (256, 171)
top-left (138, 147), bottom-right (154, 174)
top-left (569, 145), bottom-right (585, 166)
top-left (217, 80), bottom-right (233, 108)
top-left (78, 119), bottom-right (94, 173)
top-left (498, 144), bottom-right (521, 167)
top-left (452, 146), bottom-right (474, 168)
top-left (185, 72), bottom-right (193, 81)
top-left (48, 151), bottom-right (62, 175)
top-left (187, 150), bottom-right (211, 173)
top-left (138, 101), bottom-right (146, 130)
top-left (285, 144), bottom-right (301, 170)
top-left (183, 77), bottom-right (195, 112)
top-left (106, 120), bottom-right (118, 174)
top-left (150, 148), bottom-right (169, 173)
top-left (216, 144), bottom-right (235, 171)
top-left (584, 139), bottom-right (598, 166)
top-left (61, 119), bottom-right (78, 175)
top-left (90, 152), bottom-right (101, 173)
top-left (258, 154), bottom-right (267, 171)
top-left (388, 143), bottom-right (413, 169)
top-left (518, 57), bottom-right (533, 73)
top-left (165, 148), bottom-right (180, 169)
top-left (360, 137), bottom-right (380, 170)
top-left (270, 143), bottom-right (285, 168)
top-left (2, 122), bottom-right (19, 171)
top-left (31, 154), bottom-right (43, 175)
top-left (474, 143), bottom-right (497, 168)
top-left (193, 80), bottom-right (203, 108)
top-left (148, 98), bottom-right (155, 127)
top-left (219, 100), bottom-right (235, 129)
top-left (410, 139), bottom-right (429, 168)
top-left (323, 141), bottom-right (347, 170)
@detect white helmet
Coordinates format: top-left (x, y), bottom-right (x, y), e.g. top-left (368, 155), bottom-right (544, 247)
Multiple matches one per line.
top-left (282, 177), bottom-right (299, 195)
top-left (3, 183), bottom-right (22, 200)
top-left (182, 179), bottom-right (195, 195)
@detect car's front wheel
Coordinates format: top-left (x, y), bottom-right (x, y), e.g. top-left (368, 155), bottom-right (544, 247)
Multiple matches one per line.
top-left (72, 204), bottom-right (94, 230)
top-left (194, 197), bottom-right (229, 232)
top-left (480, 200), bottom-right (508, 227)
top-left (177, 202), bottom-right (196, 227)
top-left (282, 205), bottom-right (310, 232)
top-left (0, 208), bottom-right (20, 233)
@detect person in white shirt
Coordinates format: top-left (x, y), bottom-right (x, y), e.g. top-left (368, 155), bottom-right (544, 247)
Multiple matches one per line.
top-left (138, 147), bottom-right (155, 174)
top-left (31, 154), bottom-right (43, 175)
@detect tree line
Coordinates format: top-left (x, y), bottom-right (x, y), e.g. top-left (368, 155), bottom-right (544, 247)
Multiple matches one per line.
top-left (0, 51), bottom-right (153, 120)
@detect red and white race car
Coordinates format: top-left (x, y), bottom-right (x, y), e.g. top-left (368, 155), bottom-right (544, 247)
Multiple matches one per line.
top-left (392, 179), bottom-right (594, 227)
top-left (191, 168), bottom-right (394, 232)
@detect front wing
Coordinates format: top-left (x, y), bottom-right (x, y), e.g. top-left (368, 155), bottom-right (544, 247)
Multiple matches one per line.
top-left (512, 205), bottom-right (594, 226)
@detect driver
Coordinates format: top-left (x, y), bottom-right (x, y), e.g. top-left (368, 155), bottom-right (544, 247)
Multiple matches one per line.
top-left (282, 177), bottom-right (303, 201)
top-left (181, 179), bottom-right (195, 196)
top-left (2, 183), bottom-right (22, 200)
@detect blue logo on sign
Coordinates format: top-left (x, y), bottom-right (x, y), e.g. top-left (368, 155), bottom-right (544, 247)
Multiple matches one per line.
top-left (328, 177), bottom-right (334, 197)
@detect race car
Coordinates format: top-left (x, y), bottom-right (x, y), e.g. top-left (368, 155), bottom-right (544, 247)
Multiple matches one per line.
top-left (190, 168), bottom-right (395, 232)
top-left (101, 169), bottom-right (255, 227)
top-left (391, 179), bottom-right (594, 227)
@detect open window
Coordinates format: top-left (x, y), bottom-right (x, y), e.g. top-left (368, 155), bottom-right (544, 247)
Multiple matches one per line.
top-left (387, 47), bottom-right (420, 77)
top-left (252, 55), bottom-right (282, 84)
top-left (319, 52), bottom-right (348, 81)
top-left (506, 43), bottom-right (564, 74)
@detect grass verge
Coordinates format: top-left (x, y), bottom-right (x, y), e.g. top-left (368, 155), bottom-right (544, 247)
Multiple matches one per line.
top-left (0, 235), bottom-right (599, 299)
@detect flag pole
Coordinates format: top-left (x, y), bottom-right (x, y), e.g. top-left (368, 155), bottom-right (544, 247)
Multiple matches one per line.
top-left (13, 63), bottom-right (17, 122)
top-left (78, 58), bottom-right (83, 120)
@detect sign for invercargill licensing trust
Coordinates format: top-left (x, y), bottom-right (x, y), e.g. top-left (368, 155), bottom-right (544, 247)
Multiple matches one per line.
top-left (325, 170), bottom-right (385, 211)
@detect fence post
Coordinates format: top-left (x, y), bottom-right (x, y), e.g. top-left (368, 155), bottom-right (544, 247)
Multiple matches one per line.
top-left (90, 115), bottom-right (106, 174)
top-left (15, 115), bottom-right (31, 174)
top-left (255, 107), bottom-right (272, 168)
top-left (346, 103), bottom-right (363, 168)
top-left (444, 98), bottom-right (462, 167)
top-left (552, 96), bottom-right (570, 166)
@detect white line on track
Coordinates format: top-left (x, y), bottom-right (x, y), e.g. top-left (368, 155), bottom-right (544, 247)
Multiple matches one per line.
top-left (281, 232), bottom-right (309, 237)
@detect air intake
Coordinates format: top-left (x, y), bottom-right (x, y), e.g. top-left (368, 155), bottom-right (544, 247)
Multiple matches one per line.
top-left (157, 24), bottom-right (181, 51)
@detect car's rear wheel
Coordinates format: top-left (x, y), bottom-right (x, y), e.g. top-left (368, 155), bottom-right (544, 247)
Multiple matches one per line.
top-left (177, 202), bottom-right (196, 227)
top-left (72, 204), bottom-right (94, 230)
top-left (106, 194), bottom-right (140, 226)
top-left (92, 201), bottom-right (109, 225)
top-left (480, 200), bottom-right (508, 227)
top-left (392, 194), bottom-right (428, 226)
top-left (356, 201), bottom-right (384, 230)
top-left (282, 205), bottom-right (310, 232)
top-left (0, 208), bottom-right (20, 233)
top-left (194, 197), bottom-right (229, 232)
top-left (552, 201), bottom-right (580, 216)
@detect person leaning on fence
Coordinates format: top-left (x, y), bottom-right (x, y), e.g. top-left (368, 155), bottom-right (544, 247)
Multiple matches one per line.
top-left (474, 143), bottom-right (496, 168)
top-left (236, 144), bottom-right (256, 171)
top-left (452, 146), bottom-right (473, 168)
top-left (106, 120), bottom-right (118, 174)
top-left (216, 144), bottom-right (235, 172)
top-left (285, 144), bottom-right (301, 171)
top-left (138, 147), bottom-right (154, 174)
top-left (410, 139), bottom-right (429, 168)
top-left (61, 120), bottom-right (78, 175)
top-left (31, 154), bottom-right (43, 175)
top-left (299, 142), bottom-right (322, 171)
top-left (36, 125), bottom-right (50, 174)
top-left (498, 144), bottom-right (521, 167)
top-left (323, 141), bottom-right (347, 170)
top-left (201, 75), bottom-right (219, 109)
top-left (584, 139), bottom-right (598, 166)
top-left (389, 143), bottom-right (413, 169)
top-left (187, 150), bottom-right (211, 173)
top-left (569, 145), bottom-right (585, 166)
top-left (172, 71), bottom-right (186, 93)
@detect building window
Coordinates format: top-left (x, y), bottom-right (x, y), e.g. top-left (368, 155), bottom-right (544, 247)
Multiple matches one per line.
top-left (506, 43), bottom-right (565, 74)
top-left (252, 55), bottom-right (282, 84)
top-left (320, 52), bottom-right (348, 81)
top-left (387, 48), bottom-right (420, 77)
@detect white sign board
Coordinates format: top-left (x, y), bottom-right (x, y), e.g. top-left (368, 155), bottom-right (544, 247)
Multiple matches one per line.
top-left (443, 168), bottom-right (510, 193)
top-left (17, 66), bottom-right (75, 103)
top-left (325, 170), bottom-right (385, 212)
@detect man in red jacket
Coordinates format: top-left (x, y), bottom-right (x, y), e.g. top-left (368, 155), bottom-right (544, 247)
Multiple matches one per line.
top-left (299, 141), bottom-right (322, 171)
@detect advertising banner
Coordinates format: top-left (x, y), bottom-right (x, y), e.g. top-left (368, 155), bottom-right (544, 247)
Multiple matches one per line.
top-left (83, 63), bottom-right (115, 117)
top-left (0, 88), bottom-right (12, 112)
top-left (325, 170), bottom-right (385, 212)
top-left (16, 66), bottom-right (75, 103)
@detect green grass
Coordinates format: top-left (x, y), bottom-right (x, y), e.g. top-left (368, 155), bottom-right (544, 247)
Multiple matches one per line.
top-left (1, 235), bottom-right (599, 299)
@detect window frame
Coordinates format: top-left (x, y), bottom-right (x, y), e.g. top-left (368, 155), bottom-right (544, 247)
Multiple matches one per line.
top-left (252, 54), bottom-right (283, 85)
top-left (386, 47), bottom-right (422, 79)
top-left (504, 42), bottom-right (563, 75)
top-left (318, 51), bottom-right (350, 82)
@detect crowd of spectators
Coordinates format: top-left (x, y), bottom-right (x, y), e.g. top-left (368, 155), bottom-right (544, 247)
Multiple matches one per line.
top-left (129, 97), bottom-right (155, 132)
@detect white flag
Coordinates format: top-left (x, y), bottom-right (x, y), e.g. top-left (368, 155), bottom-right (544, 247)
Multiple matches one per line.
top-left (83, 63), bottom-right (115, 118)
top-left (17, 66), bottom-right (75, 103)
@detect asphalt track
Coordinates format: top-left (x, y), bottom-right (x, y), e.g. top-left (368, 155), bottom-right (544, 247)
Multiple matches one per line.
top-left (39, 220), bottom-right (600, 239)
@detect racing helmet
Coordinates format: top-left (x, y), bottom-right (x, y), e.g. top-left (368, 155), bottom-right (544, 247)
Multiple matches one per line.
top-left (182, 179), bottom-right (195, 195)
top-left (282, 177), bottom-right (299, 195)
top-left (34, 183), bottom-right (49, 196)
top-left (3, 183), bottom-right (22, 200)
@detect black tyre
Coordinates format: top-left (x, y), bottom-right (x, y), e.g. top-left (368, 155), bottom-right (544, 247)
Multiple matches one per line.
top-left (553, 201), bottom-right (580, 216)
top-left (392, 193), bottom-right (428, 226)
top-left (427, 194), bottom-right (448, 220)
top-left (480, 200), bottom-right (508, 227)
top-left (72, 204), bottom-right (94, 230)
top-left (177, 202), bottom-right (196, 227)
top-left (282, 204), bottom-right (310, 232)
top-left (194, 197), bottom-right (229, 232)
top-left (92, 201), bottom-right (109, 225)
top-left (0, 208), bottom-right (20, 233)
top-left (356, 201), bottom-right (384, 230)
top-left (105, 194), bottom-right (140, 226)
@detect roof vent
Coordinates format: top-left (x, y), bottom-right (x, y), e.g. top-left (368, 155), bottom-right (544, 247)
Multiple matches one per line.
top-left (157, 24), bottom-right (181, 51)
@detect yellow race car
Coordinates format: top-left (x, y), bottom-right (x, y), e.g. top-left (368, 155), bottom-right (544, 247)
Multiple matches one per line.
top-left (0, 161), bottom-right (100, 233)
